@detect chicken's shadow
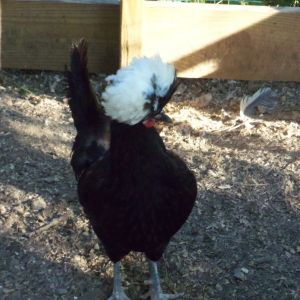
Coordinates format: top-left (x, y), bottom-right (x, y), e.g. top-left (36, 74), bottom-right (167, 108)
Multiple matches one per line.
top-left (0, 233), bottom-right (111, 300)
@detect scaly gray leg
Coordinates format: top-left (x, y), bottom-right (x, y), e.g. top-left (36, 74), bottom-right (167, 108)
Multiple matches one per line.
top-left (108, 262), bottom-right (130, 300)
top-left (141, 260), bottom-right (183, 300)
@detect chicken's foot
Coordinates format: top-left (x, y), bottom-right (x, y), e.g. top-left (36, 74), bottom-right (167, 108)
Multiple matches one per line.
top-left (141, 260), bottom-right (183, 300)
top-left (108, 261), bottom-right (130, 300)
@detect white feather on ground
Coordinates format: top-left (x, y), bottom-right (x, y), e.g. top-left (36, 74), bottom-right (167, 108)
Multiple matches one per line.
top-left (240, 87), bottom-right (278, 119)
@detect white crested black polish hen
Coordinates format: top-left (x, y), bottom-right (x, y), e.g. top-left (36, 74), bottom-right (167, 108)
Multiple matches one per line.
top-left (67, 39), bottom-right (197, 300)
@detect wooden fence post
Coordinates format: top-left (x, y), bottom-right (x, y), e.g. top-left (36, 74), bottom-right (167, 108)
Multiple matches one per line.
top-left (120, 0), bottom-right (143, 67)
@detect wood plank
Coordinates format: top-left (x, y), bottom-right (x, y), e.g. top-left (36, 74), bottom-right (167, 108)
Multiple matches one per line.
top-left (25, 0), bottom-right (119, 3)
top-left (1, 0), bottom-right (299, 81)
top-left (0, 0), bottom-right (2, 70)
top-left (120, 0), bottom-right (143, 67)
top-left (142, 2), bottom-right (300, 81)
top-left (1, 0), bottom-right (120, 73)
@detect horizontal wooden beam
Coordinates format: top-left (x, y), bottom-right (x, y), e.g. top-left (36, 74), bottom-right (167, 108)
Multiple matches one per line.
top-left (0, 0), bottom-right (120, 73)
top-left (142, 2), bottom-right (300, 81)
top-left (1, 0), bottom-right (299, 81)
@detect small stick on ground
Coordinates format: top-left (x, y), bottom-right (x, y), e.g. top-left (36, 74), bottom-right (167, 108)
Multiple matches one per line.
top-left (29, 212), bottom-right (72, 237)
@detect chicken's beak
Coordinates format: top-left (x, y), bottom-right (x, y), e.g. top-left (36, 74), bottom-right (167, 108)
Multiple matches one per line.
top-left (154, 111), bottom-right (172, 123)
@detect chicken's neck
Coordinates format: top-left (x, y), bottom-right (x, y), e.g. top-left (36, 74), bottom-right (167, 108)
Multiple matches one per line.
top-left (109, 121), bottom-right (166, 163)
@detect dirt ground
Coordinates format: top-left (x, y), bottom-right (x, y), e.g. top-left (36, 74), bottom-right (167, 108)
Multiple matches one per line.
top-left (0, 69), bottom-right (299, 300)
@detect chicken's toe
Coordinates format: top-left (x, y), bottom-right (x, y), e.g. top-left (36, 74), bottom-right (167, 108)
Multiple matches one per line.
top-left (108, 290), bottom-right (131, 300)
top-left (141, 290), bottom-right (183, 300)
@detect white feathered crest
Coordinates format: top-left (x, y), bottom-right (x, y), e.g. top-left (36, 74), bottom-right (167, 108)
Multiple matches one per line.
top-left (101, 56), bottom-right (176, 125)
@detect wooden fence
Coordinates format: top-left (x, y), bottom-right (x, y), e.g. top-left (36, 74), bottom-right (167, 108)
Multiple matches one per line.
top-left (1, 0), bottom-right (300, 81)
top-left (0, 0), bottom-right (120, 73)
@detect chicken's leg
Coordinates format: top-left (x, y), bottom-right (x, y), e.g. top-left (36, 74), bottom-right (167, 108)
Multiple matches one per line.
top-left (108, 262), bottom-right (130, 300)
top-left (141, 260), bottom-right (183, 300)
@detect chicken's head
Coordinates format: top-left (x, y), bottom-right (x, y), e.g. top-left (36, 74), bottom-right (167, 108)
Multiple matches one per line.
top-left (101, 56), bottom-right (177, 126)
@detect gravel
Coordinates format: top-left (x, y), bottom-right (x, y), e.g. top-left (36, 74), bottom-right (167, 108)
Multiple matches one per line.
top-left (0, 70), bottom-right (299, 300)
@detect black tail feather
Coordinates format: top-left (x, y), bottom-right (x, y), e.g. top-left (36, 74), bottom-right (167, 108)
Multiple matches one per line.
top-left (67, 39), bottom-right (106, 131)
top-left (67, 39), bottom-right (109, 180)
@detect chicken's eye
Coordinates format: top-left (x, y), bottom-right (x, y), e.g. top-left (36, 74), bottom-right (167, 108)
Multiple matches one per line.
top-left (145, 93), bottom-right (159, 112)
top-left (144, 102), bottom-right (152, 111)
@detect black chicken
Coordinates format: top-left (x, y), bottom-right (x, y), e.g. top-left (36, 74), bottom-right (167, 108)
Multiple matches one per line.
top-left (67, 40), bottom-right (197, 300)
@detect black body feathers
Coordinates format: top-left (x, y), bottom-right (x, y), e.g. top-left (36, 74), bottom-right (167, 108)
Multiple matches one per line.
top-left (67, 41), bottom-right (197, 263)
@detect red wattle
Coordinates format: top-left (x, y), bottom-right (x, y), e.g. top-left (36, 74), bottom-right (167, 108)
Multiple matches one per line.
top-left (143, 119), bottom-right (155, 128)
